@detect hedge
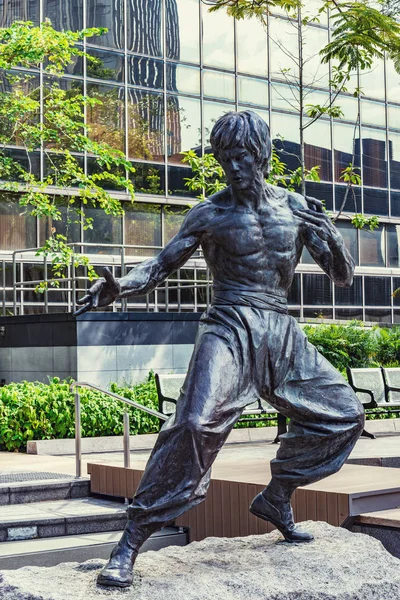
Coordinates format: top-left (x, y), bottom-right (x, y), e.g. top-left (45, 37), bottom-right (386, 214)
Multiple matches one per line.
top-left (1, 322), bottom-right (400, 452)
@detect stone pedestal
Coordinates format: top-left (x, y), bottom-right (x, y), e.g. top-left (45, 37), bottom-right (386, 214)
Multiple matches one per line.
top-left (1, 522), bottom-right (400, 599)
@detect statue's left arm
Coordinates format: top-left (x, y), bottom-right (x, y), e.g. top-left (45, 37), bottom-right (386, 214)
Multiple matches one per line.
top-left (293, 197), bottom-right (355, 287)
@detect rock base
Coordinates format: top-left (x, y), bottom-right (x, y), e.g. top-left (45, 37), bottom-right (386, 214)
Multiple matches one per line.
top-left (1, 521), bottom-right (400, 599)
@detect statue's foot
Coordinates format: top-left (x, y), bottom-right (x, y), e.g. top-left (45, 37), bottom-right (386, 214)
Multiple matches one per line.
top-left (249, 492), bottom-right (314, 543)
top-left (97, 544), bottom-right (136, 588)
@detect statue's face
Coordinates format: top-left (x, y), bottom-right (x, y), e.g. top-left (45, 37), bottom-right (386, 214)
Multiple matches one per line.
top-left (219, 145), bottom-right (259, 191)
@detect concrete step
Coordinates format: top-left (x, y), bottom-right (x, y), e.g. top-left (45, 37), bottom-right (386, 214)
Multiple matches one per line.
top-left (352, 508), bottom-right (400, 559)
top-left (0, 474), bottom-right (89, 505)
top-left (0, 497), bottom-right (127, 542)
top-left (0, 526), bottom-right (190, 570)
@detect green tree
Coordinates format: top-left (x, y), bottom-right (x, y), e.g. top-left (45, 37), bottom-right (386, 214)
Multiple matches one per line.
top-left (0, 19), bottom-right (136, 286)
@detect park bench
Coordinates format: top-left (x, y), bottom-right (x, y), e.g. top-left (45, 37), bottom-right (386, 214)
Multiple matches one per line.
top-left (347, 367), bottom-right (400, 438)
top-left (155, 373), bottom-right (287, 444)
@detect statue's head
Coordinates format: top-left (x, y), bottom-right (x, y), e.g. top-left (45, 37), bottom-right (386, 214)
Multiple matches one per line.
top-left (210, 111), bottom-right (272, 189)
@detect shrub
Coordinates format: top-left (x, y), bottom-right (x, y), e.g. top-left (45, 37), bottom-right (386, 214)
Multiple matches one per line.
top-left (0, 373), bottom-right (159, 452)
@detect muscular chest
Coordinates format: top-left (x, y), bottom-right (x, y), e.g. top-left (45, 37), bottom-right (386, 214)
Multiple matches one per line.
top-left (207, 207), bottom-right (299, 257)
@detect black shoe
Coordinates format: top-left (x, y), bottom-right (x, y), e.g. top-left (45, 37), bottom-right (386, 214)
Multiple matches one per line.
top-left (249, 492), bottom-right (314, 543)
top-left (97, 543), bottom-right (136, 588)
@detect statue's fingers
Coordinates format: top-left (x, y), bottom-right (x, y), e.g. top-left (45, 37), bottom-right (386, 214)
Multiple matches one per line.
top-left (103, 267), bottom-right (119, 292)
top-left (76, 294), bottom-right (92, 306)
top-left (306, 196), bottom-right (324, 213)
top-left (73, 302), bottom-right (92, 317)
top-left (92, 291), bottom-right (100, 309)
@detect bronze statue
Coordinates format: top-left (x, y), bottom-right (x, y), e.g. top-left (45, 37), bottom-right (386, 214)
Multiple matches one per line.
top-left (75, 111), bottom-right (364, 588)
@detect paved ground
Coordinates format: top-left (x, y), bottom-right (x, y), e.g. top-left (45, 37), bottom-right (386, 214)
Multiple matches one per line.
top-left (1, 434), bottom-right (400, 479)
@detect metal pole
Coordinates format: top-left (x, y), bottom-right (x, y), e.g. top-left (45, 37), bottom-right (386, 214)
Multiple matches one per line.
top-left (75, 391), bottom-right (82, 478)
top-left (123, 412), bottom-right (130, 469)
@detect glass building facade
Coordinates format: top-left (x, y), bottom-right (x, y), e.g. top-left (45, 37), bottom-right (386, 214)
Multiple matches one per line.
top-left (1, 0), bottom-right (400, 320)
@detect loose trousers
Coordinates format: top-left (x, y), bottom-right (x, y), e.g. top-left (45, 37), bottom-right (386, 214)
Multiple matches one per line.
top-left (127, 305), bottom-right (364, 528)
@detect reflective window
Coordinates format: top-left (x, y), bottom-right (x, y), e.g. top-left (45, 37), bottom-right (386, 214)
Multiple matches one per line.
top-left (364, 276), bottom-right (391, 306)
top-left (303, 0), bottom-right (328, 25)
top-left (390, 132), bottom-right (400, 191)
top-left (393, 278), bottom-right (400, 307)
top-left (336, 221), bottom-right (359, 263)
top-left (87, 157), bottom-right (126, 191)
top-left (363, 188), bottom-right (388, 217)
top-left (203, 70), bottom-right (235, 101)
top-left (131, 162), bottom-right (165, 195)
top-left (0, 193), bottom-right (36, 251)
top-left (388, 105), bottom-right (400, 131)
top-left (304, 308), bottom-right (333, 319)
top-left (334, 94), bottom-right (359, 123)
top-left (287, 273), bottom-right (301, 304)
top-left (167, 95), bottom-right (201, 163)
top-left (333, 122), bottom-right (360, 183)
top-left (87, 48), bottom-right (124, 82)
top-left (127, 89), bottom-right (165, 161)
top-left (44, 0), bottom-right (83, 32)
top-left (271, 112), bottom-right (300, 173)
top-left (364, 309), bottom-right (391, 323)
top-left (39, 197), bottom-right (81, 245)
top-left (392, 191), bottom-right (400, 217)
top-left (335, 184), bottom-right (361, 214)
top-left (335, 276), bottom-right (362, 306)
top-left (202, 7), bottom-right (234, 70)
top-left (386, 58), bottom-right (400, 103)
top-left (127, 0), bottom-right (162, 56)
top-left (238, 77), bottom-right (268, 108)
top-left (127, 56), bottom-right (163, 89)
top-left (167, 63), bottom-right (200, 95)
top-left (302, 25), bottom-right (329, 88)
top-left (0, 0), bottom-right (39, 26)
top-left (360, 127), bottom-right (387, 188)
top-left (167, 0), bottom-right (199, 64)
top-left (236, 18), bottom-right (268, 76)
top-left (83, 206), bottom-right (122, 254)
top-left (164, 204), bottom-right (189, 241)
top-left (304, 118), bottom-right (332, 181)
top-left (87, 84), bottom-right (125, 152)
top-left (203, 101), bottom-right (235, 147)
top-left (361, 101), bottom-right (386, 128)
top-left (269, 17), bottom-right (299, 81)
top-left (360, 226), bottom-right (385, 267)
top-left (303, 274), bottom-right (332, 305)
top-left (167, 166), bottom-right (197, 197)
top-left (387, 225), bottom-right (400, 268)
top-left (271, 82), bottom-right (298, 112)
top-left (87, 0), bottom-right (124, 49)
top-left (335, 308), bottom-right (363, 321)
top-left (125, 202), bottom-right (162, 257)
top-left (360, 60), bottom-right (385, 101)
top-left (305, 182), bottom-right (333, 211)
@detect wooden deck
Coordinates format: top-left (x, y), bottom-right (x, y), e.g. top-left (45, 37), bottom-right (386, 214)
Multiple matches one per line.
top-left (87, 461), bottom-right (400, 542)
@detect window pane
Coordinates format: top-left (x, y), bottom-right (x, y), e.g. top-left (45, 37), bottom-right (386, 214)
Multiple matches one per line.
top-left (203, 70), bottom-right (235, 101)
top-left (0, 0), bottom-right (39, 26)
top-left (269, 17), bottom-right (299, 81)
top-left (287, 273), bottom-right (300, 304)
top-left (44, 0), bottom-right (83, 31)
top-left (87, 48), bottom-right (124, 82)
top-left (127, 0), bottom-right (161, 55)
top-left (364, 276), bottom-right (391, 306)
top-left (361, 101), bottom-right (386, 128)
top-left (390, 132), bottom-right (400, 191)
top-left (202, 7), bottom-right (234, 70)
top-left (387, 225), bottom-right (400, 268)
top-left (364, 309), bottom-right (391, 323)
top-left (164, 204), bottom-right (188, 242)
top-left (392, 191), bottom-right (400, 217)
top-left (83, 207), bottom-right (122, 254)
top-left (386, 58), bottom-right (400, 103)
top-left (238, 77), bottom-right (268, 108)
top-left (87, 84), bottom-right (125, 152)
top-left (360, 59), bottom-right (385, 101)
top-left (304, 118), bottom-right (332, 181)
top-left (167, 63), bottom-right (200, 95)
top-left (167, 0), bottom-right (199, 63)
top-left (334, 94), bottom-right (358, 123)
top-left (127, 56), bottom-right (163, 89)
top-left (303, 308), bottom-right (333, 319)
top-left (0, 193), bottom-right (36, 251)
top-left (393, 277), bottom-right (400, 307)
top-left (167, 96), bottom-right (201, 163)
top-left (131, 162), bottom-right (165, 195)
top-left (334, 184), bottom-right (361, 214)
top-left (270, 82), bottom-right (298, 112)
top-left (125, 203), bottom-right (162, 257)
top-left (271, 112), bottom-right (300, 173)
top-left (360, 226), bottom-right (385, 267)
top-left (236, 18), bottom-right (267, 76)
top-left (167, 166), bottom-right (196, 197)
top-left (335, 308), bottom-right (363, 321)
top-left (127, 89), bottom-right (164, 161)
top-left (39, 198), bottom-right (81, 245)
top-left (335, 276), bottom-right (362, 306)
top-left (388, 104), bottom-right (400, 131)
top-left (363, 187), bottom-right (388, 217)
top-left (336, 221), bottom-right (359, 263)
top-left (302, 26), bottom-right (329, 88)
top-left (203, 101), bottom-right (235, 147)
top-left (333, 122), bottom-right (360, 182)
top-left (305, 182), bottom-right (333, 211)
top-left (360, 128), bottom-right (387, 188)
top-left (87, 0), bottom-right (124, 49)
top-left (303, 274), bottom-right (332, 305)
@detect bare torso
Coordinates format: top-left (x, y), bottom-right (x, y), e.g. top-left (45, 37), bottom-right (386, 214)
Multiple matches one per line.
top-left (201, 184), bottom-right (305, 298)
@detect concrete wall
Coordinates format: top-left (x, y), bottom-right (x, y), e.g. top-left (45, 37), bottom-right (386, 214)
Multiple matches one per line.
top-left (0, 313), bottom-right (201, 386)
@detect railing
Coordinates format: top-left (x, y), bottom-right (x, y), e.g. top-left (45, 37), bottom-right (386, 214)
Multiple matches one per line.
top-left (10, 242), bottom-right (212, 315)
top-left (70, 381), bottom-right (168, 479)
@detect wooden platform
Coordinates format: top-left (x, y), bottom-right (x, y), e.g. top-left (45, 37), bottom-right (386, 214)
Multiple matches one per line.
top-left (87, 462), bottom-right (400, 542)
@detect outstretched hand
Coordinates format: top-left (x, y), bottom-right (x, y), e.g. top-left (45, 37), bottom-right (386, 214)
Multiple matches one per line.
top-left (293, 196), bottom-right (339, 244)
top-left (73, 267), bottom-right (121, 317)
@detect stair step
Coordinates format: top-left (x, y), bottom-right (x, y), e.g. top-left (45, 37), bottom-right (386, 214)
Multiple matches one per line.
top-left (0, 475), bottom-right (89, 505)
top-left (0, 497), bottom-right (126, 542)
top-left (0, 526), bottom-right (189, 570)
top-left (358, 508), bottom-right (400, 528)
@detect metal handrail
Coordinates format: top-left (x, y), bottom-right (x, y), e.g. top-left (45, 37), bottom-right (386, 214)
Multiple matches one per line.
top-left (70, 381), bottom-right (167, 479)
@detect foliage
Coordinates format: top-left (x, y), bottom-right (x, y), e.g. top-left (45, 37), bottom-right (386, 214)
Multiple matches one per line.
top-left (203, 0), bottom-right (300, 23)
top-left (0, 20), bottom-right (136, 288)
top-left (0, 373), bottom-right (159, 452)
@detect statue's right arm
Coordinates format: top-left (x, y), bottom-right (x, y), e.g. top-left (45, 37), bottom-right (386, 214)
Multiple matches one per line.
top-left (119, 201), bottom-right (209, 297)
